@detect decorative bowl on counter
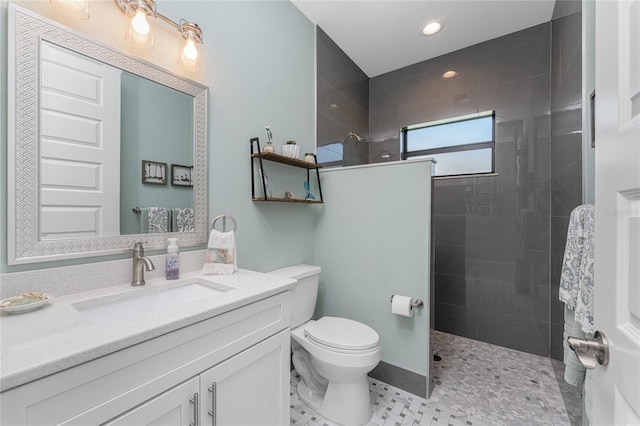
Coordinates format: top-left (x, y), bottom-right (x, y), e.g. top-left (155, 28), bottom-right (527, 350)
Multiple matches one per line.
top-left (0, 292), bottom-right (53, 314)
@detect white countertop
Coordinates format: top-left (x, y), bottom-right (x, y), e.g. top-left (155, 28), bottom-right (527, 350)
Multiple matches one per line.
top-left (0, 269), bottom-right (296, 392)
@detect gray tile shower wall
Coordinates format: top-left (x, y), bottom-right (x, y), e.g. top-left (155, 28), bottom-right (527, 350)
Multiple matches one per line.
top-left (368, 22), bottom-right (555, 357)
top-left (315, 10), bottom-right (582, 360)
top-left (316, 28), bottom-right (369, 166)
top-left (550, 11), bottom-right (583, 361)
top-left (368, 14), bottom-right (581, 359)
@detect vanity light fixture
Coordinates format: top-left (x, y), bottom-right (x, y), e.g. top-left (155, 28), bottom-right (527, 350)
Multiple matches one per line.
top-left (50, 0), bottom-right (89, 19)
top-left (178, 21), bottom-right (203, 71)
top-left (422, 21), bottom-right (442, 36)
top-left (442, 70), bottom-right (458, 78)
top-left (113, 0), bottom-right (204, 70)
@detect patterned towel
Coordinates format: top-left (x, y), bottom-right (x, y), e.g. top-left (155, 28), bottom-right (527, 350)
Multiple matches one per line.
top-left (563, 306), bottom-right (592, 387)
top-left (172, 208), bottom-right (194, 232)
top-left (147, 207), bottom-right (170, 233)
top-left (559, 204), bottom-right (595, 333)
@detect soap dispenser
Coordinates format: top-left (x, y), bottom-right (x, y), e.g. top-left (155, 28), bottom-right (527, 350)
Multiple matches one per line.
top-left (165, 238), bottom-right (180, 280)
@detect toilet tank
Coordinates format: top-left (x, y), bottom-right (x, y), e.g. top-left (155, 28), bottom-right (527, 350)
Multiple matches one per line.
top-left (268, 264), bottom-right (321, 328)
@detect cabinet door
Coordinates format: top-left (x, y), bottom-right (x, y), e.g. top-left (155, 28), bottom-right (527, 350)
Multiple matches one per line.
top-left (103, 377), bottom-right (199, 426)
top-left (200, 330), bottom-right (289, 426)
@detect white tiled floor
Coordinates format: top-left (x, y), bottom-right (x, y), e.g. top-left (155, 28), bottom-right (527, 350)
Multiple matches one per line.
top-left (290, 331), bottom-right (581, 426)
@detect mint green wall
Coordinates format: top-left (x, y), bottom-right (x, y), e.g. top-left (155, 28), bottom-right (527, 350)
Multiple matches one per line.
top-left (120, 71), bottom-right (194, 235)
top-left (313, 161), bottom-right (432, 376)
top-left (0, 0), bottom-right (316, 273)
top-left (176, 0), bottom-right (317, 272)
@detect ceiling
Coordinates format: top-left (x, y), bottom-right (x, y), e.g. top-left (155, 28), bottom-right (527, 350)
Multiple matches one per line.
top-left (292, 0), bottom-right (556, 77)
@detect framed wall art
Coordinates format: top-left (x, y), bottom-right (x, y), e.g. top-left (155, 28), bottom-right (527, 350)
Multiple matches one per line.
top-left (171, 164), bottom-right (193, 187)
top-left (142, 160), bottom-right (167, 185)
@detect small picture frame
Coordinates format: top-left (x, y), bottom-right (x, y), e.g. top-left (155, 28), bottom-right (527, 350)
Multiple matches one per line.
top-left (171, 164), bottom-right (193, 187)
top-left (142, 160), bottom-right (167, 185)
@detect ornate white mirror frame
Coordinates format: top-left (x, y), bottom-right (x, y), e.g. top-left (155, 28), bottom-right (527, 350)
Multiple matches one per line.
top-left (7, 4), bottom-right (208, 264)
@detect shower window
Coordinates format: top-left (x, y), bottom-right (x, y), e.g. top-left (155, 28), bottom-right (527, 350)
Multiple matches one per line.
top-left (401, 111), bottom-right (495, 177)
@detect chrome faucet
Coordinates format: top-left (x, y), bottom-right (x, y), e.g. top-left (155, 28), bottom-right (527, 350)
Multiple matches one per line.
top-left (132, 242), bottom-right (155, 286)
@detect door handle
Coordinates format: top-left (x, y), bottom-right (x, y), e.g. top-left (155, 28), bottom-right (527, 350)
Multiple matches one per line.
top-left (567, 330), bottom-right (609, 369)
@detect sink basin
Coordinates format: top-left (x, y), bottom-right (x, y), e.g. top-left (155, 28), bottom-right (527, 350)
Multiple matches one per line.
top-left (73, 278), bottom-right (235, 326)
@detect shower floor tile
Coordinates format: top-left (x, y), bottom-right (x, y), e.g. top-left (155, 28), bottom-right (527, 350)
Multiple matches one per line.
top-left (290, 331), bottom-right (581, 426)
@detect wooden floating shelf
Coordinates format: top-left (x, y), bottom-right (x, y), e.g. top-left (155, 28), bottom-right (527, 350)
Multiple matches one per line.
top-left (252, 197), bottom-right (323, 204)
top-left (251, 152), bottom-right (323, 169)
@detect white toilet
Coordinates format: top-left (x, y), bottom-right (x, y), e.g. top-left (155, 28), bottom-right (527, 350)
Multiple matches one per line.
top-left (269, 264), bottom-right (381, 426)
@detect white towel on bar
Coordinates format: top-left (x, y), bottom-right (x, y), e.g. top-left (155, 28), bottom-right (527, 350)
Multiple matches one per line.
top-left (559, 204), bottom-right (595, 334)
top-left (202, 229), bottom-right (237, 275)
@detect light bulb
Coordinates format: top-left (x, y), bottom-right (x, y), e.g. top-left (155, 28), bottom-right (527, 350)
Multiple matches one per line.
top-left (422, 21), bottom-right (442, 36)
top-left (131, 10), bottom-right (150, 36)
top-left (183, 39), bottom-right (198, 61)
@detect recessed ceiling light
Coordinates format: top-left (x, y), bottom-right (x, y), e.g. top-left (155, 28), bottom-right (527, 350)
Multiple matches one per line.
top-left (442, 70), bottom-right (458, 78)
top-left (422, 22), bottom-right (442, 36)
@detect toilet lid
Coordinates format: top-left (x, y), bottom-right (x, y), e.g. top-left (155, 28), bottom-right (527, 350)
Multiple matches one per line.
top-left (304, 317), bottom-right (379, 351)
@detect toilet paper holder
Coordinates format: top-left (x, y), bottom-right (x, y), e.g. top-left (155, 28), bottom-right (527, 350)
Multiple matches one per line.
top-left (390, 295), bottom-right (424, 308)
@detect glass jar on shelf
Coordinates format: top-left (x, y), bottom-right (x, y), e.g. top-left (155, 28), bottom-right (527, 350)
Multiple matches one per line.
top-left (263, 141), bottom-right (274, 153)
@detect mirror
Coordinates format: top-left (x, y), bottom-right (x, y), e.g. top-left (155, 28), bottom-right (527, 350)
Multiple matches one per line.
top-left (8, 4), bottom-right (208, 264)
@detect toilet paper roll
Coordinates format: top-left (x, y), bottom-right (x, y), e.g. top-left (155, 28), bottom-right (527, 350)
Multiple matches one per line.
top-left (391, 295), bottom-right (414, 317)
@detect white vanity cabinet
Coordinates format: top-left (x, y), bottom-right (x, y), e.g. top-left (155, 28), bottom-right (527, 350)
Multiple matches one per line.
top-left (104, 377), bottom-right (200, 426)
top-left (0, 293), bottom-right (291, 426)
top-left (199, 330), bottom-right (289, 425)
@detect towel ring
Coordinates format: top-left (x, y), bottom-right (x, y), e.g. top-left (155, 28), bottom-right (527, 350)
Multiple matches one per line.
top-left (211, 214), bottom-right (237, 232)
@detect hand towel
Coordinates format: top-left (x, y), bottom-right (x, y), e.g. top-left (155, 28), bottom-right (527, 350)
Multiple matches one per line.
top-left (148, 207), bottom-right (170, 233)
top-left (202, 229), bottom-right (237, 275)
top-left (584, 369), bottom-right (594, 424)
top-left (562, 305), bottom-right (592, 387)
top-left (138, 208), bottom-right (150, 233)
top-left (172, 208), bottom-right (194, 232)
top-left (559, 204), bottom-right (595, 333)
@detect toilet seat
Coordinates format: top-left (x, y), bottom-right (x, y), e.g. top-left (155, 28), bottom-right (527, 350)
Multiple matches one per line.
top-left (303, 316), bottom-right (379, 351)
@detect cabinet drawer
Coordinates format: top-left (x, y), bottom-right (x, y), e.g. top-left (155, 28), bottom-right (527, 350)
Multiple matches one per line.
top-left (0, 293), bottom-right (289, 426)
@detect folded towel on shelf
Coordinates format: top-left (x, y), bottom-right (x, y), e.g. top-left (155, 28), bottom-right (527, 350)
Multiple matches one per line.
top-left (559, 204), bottom-right (595, 333)
top-left (172, 208), bottom-right (194, 232)
top-left (147, 207), bottom-right (170, 233)
top-left (202, 229), bottom-right (237, 275)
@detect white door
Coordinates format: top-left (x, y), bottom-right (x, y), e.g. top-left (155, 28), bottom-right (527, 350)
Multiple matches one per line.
top-left (593, 0), bottom-right (640, 424)
top-left (103, 377), bottom-right (199, 426)
top-left (199, 330), bottom-right (289, 426)
top-left (40, 41), bottom-right (121, 239)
